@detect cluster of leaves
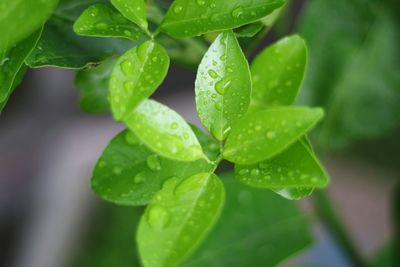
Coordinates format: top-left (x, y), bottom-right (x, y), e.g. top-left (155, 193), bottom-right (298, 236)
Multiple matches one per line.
top-left (1, 0), bottom-right (330, 266)
top-left (298, 0), bottom-right (400, 150)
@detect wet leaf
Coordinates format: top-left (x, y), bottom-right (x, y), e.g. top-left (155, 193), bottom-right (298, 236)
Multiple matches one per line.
top-left (111, 0), bottom-right (148, 32)
top-left (0, 0), bottom-right (58, 52)
top-left (235, 22), bottom-right (263, 38)
top-left (110, 40), bottom-right (169, 120)
top-left (73, 3), bottom-right (144, 41)
top-left (195, 30), bottom-right (251, 141)
top-left (137, 173), bottom-right (225, 267)
top-left (272, 187), bottom-right (314, 200)
top-left (223, 107), bottom-right (324, 164)
top-left (235, 139), bottom-right (328, 192)
top-left (26, 0), bottom-right (134, 69)
top-left (75, 57), bottom-right (117, 113)
top-left (184, 173), bottom-right (312, 266)
top-left (91, 130), bottom-right (212, 206)
top-left (125, 99), bottom-right (206, 162)
top-left (160, 0), bottom-right (285, 38)
top-left (0, 30), bottom-right (42, 109)
top-left (251, 35), bottom-right (307, 108)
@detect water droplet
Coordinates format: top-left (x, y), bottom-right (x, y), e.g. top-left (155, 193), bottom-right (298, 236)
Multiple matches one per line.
top-left (121, 60), bottom-right (133, 75)
top-left (238, 168), bottom-right (249, 176)
top-left (215, 77), bottom-right (231, 94)
top-left (147, 205), bottom-right (170, 230)
top-left (124, 81), bottom-right (134, 92)
top-left (146, 155), bottom-right (161, 171)
top-left (125, 131), bottom-right (140, 145)
top-left (171, 122), bottom-right (178, 129)
top-left (215, 102), bottom-right (222, 111)
top-left (196, 0), bottom-right (206, 6)
top-left (266, 131), bottom-right (276, 139)
top-left (208, 69), bottom-right (218, 79)
top-left (113, 166), bottom-right (122, 175)
top-left (231, 6), bottom-right (244, 19)
top-left (95, 22), bottom-right (108, 30)
top-left (251, 169), bottom-right (260, 176)
top-left (134, 172), bottom-right (146, 184)
top-left (173, 5), bottom-right (183, 13)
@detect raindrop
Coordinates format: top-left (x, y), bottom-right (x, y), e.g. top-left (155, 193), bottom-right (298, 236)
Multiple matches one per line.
top-left (134, 172), bottom-right (146, 184)
top-left (121, 60), bottom-right (134, 75)
top-left (146, 155), bottom-right (161, 171)
top-left (208, 69), bottom-right (218, 79)
top-left (147, 205), bottom-right (170, 230)
top-left (231, 6), bottom-right (244, 18)
top-left (113, 166), bottom-right (122, 175)
top-left (214, 77), bottom-right (231, 94)
top-left (173, 5), bottom-right (183, 13)
top-left (251, 169), bottom-right (260, 176)
top-left (266, 131), bottom-right (276, 139)
top-left (95, 22), bottom-right (108, 31)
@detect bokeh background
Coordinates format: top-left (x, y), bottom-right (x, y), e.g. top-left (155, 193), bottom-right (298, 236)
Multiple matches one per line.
top-left (1, 0), bottom-right (399, 266)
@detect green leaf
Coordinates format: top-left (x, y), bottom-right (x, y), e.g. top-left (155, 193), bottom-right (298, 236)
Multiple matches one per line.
top-left (195, 30), bottom-right (251, 141)
top-left (110, 40), bottom-right (169, 120)
top-left (0, 30), bottom-right (42, 108)
top-left (235, 22), bottom-right (263, 38)
top-left (184, 172), bottom-right (312, 266)
top-left (235, 139), bottom-right (328, 190)
top-left (137, 173), bottom-right (225, 267)
top-left (0, 0), bottom-right (58, 52)
top-left (91, 129), bottom-right (212, 206)
top-left (111, 0), bottom-right (148, 32)
top-left (73, 4), bottom-right (144, 41)
top-left (125, 99), bottom-right (206, 162)
top-left (223, 107), bottom-right (324, 164)
top-left (75, 57), bottom-right (116, 113)
top-left (160, 0), bottom-right (285, 38)
top-left (251, 35), bottom-right (307, 108)
top-left (190, 125), bottom-right (220, 161)
top-left (26, 0), bottom-right (134, 69)
top-left (272, 187), bottom-right (314, 200)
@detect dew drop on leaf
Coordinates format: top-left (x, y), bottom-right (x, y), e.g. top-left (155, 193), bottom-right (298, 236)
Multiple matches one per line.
top-left (146, 154), bottom-right (161, 171)
top-left (120, 60), bottom-right (133, 75)
top-left (147, 205), bottom-right (170, 230)
top-left (208, 69), bottom-right (218, 79)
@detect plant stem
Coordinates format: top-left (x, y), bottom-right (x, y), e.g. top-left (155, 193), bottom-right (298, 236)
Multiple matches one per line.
top-left (313, 190), bottom-right (367, 267)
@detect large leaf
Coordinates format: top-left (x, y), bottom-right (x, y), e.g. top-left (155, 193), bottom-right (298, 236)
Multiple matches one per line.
top-left (26, 0), bottom-right (134, 69)
top-left (160, 0), bottom-right (285, 38)
top-left (75, 56), bottom-right (116, 113)
top-left (73, 3), bottom-right (144, 40)
top-left (184, 172), bottom-right (312, 266)
top-left (195, 30), bottom-right (251, 141)
top-left (137, 173), bottom-right (225, 267)
top-left (223, 107), bottom-right (324, 164)
top-left (91, 129), bottom-right (213, 206)
top-left (235, 139), bottom-right (328, 189)
top-left (0, 0), bottom-right (58, 52)
top-left (0, 30), bottom-right (42, 109)
top-left (111, 0), bottom-right (148, 32)
top-left (125, 99), bottom-right (206, 162)
top-left (251, 35), bottom-right (307, 108)
top-left (298, 0), bottom-right (400, 149)
top-left (110, 41), bottom-right (169, 120)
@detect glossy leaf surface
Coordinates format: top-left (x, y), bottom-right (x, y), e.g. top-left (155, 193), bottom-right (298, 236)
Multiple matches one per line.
top-left (235, 23), bottom-right (263, 38)
top-left (195, 31), bottom-right (251, 140)
top-left (137, 173), bottom-right (225, 267)
top-left (92, 130), bottom-right (212, 206)
top-left (160, 0), bottom-right (285, 38)
top-left (74, 4), bottom-right (144, 40)
top-left (251, 35), bottom-right (307, 108)
top-left (0, 30), bottom-right (42, 105)
top-left (223, 107), bottom-right (324, 164)
top-left (26, 0), bottom-right (133, 69)
top-left (184, 173), bottom-right (312, 266)
top-left (235, 139), bottom-right (328, 189)
top-left (0, 0), bottom-right (58, 51)
top-left (110, 41), bottom-right (169, 120)
top-left (272, 187), bottom-right (314, 200)
top-left (111, 0), bottom-right (148, 32)
top-left (75, 57), bottom-right (116, 113)
top-left (125, 100), bottom-right (205, 162)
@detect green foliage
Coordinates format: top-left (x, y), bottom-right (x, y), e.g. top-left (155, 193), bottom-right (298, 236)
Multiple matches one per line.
top-left (74, 3), bottom-right (145, 40)
top-left (160, 0), bottom-right (285, 38)
top-left (110, 41), bottom-right (169, 120)
top-left (195, 30), bottom-right (251, 141)
top-left (0, 0), bottom-right (58, 52)
top-left (1, 1), bottom-right (330, 266)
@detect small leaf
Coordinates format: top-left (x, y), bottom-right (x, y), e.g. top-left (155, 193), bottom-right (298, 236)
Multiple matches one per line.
top-left (195, 30), bottom-right (251, 140)
top-left (235, 22), bottom-right (263, 38)
top-left (223, 107), bottom-right (324, 164)
top-left (75, 57), bottom-right (117, 113)
top-left (0, 0), bottom-right (58, 51)
top-left (0, 29), bottom-right (42, 107)
top-left (91, 130), bottom-right (212, 206)
top-left (160, 0), bottom-right (285, 38)
top-left (125, 99), bottom-right (205, 162)
top-left (110, 40), bottom-right (169, 120)
top-left (235, 139), bottom-right (328, 190)
top-left (184, 173), bottom-right (312, 266)
top-left (111, 0), bottom-right (148, 32)
top-left (251, 35), bottom-right (307, 108)
top-left (137, 173), bottom-right (225, 267)
top-left (73, 4), bottom-right (144, 41)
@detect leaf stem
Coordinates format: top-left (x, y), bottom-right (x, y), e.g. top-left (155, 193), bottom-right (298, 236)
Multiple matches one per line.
top-left (313, 190), bottom-right (367, 267)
